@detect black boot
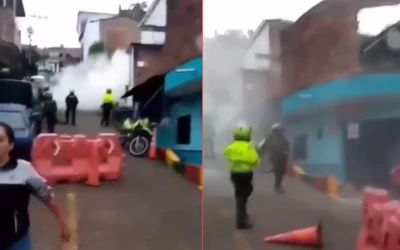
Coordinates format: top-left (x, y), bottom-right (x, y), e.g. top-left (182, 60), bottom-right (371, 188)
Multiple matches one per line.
top-left (236, 198), bottom-right (252, 229)
top-left (274, 186), bottom-right (285, 194)
top-left (244, 197), bottom-right (252, 225)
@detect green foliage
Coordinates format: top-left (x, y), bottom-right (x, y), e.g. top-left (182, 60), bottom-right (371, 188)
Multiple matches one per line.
top-left (88, 42), bottom-right (112, 57)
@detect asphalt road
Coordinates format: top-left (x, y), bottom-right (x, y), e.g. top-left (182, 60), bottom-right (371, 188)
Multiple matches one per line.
top-left (203, 158), bottom-right (362, 250)
top-left (29, 112), bottom-right (202, 250)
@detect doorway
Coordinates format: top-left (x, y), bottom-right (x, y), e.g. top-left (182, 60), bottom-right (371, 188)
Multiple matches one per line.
top-left (345, 118), bottom-right (400, 188)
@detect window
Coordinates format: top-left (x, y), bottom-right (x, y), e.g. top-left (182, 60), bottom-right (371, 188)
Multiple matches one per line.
top-left (176, 115), bottom-right (191, 145)
top-left (137, 61), bottom-right (147, 67)
top-left (255, 53), bottom-right (269, 59)
top-left (0, 112), bottom-right (27, 130)
top-left (293, 134), bottom-right (307, 160)
top-left (317, 128), bottom-right (323, 140)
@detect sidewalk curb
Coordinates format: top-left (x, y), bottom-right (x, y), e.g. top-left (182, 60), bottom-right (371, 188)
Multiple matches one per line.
top-left (156, 148), bottom-right (203, 190)
top-left (289, 164), bottom-right (357, 202)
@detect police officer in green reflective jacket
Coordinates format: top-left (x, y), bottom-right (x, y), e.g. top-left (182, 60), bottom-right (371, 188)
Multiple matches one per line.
top-left (223, 126), bottom-right (260, 229)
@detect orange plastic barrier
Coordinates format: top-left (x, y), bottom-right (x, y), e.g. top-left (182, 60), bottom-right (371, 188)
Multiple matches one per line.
top-left (382, 215), bottom-right (400, 250)
top-left (355, 187), bottom-right (400, 250)
top-left (361, 187), bottom-right (389, 224)
top-left (31, 133), bottom-right (123, 185)
top-left (31, 133), bottom-right (58, 183)
top-left (97, 133), bottom-right (123, 181)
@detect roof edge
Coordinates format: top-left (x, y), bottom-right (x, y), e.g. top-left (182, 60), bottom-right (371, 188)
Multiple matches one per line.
top-left (139, 0), bottom-right (161, 27)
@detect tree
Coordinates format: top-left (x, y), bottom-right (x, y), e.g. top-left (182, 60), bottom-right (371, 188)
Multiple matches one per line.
top-left (88, 42), bottom-right (112, 57)
top-left (214, 29), bottom-right (249, 46)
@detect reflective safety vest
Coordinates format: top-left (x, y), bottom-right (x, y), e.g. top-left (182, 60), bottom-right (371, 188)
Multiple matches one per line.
top-left (223, 140), bottom-right (260, 173)
top-left (102, 93), bottom-right (114, 104)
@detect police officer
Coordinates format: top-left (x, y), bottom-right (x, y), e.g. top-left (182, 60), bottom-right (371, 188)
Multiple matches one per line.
top-left (223, 126), bottom-right (259, 229)
top-left (42, 92), bottom-right (58, 133)
top-left (65, 90), bottom-right (79, 126)
top-left (263, 123), bottom-right (289, 194)
top-left (101, 89), bottom-right (114, 127)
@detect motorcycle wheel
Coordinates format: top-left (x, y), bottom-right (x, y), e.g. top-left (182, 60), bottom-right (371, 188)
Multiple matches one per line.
top-left (128, 136), bottom-right (149, 157)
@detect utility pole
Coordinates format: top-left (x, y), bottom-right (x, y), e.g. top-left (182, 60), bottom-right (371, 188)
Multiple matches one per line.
top-left (27, 26), bottom-right (34, 77)
top-left (27, 27), bottom-right (33, 61)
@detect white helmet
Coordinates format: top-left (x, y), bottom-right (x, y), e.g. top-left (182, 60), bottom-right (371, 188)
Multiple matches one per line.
top-left (271, 123), bottom-right (282, 130)
top-left (271, 123), bottom-right (284, 133)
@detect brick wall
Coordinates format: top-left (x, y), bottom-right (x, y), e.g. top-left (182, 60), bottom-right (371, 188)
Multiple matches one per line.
top-left (135, 45), bottom-right (163, 84)
top-left (132, 0), bottom-right (202, 84)
top-left (100, 17), bottom-right (141, 52)
top-left (280, 0), bottom-right (400, 97)
top-left (266, 20), bottom-right (291, 99)
top-left (160, 0), bottom-right (202, 72)
top-left (0, 8), bottom-right (16, 43)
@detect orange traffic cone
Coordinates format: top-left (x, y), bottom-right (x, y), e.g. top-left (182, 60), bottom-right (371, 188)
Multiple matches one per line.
top-left (148, 127), bottom-right (157, 159)
top-left (264, 222), bottom-right (323, 248)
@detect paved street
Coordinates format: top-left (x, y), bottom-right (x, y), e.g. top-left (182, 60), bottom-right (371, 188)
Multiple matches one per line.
top-left (30, 112), bottom-right (202, 250)
top-left (203, 158), bottom-right (361, 250)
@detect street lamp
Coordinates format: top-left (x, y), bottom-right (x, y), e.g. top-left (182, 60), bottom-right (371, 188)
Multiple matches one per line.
top-left (27, 26), bottom-right (34, 65)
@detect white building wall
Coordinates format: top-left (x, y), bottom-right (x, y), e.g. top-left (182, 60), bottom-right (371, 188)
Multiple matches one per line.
top-left (82, 21), bottom-right (100, 59)
top-left (77, 12), bottom-right (113, 60)
top-left (140, 0), bottom-right (166, 44)
top-left (141, 31), bottom-right (165, 44)
top-left (243, 25), bottom-right (271, 70)
top-left (144, 0), bottom-right (166, 26)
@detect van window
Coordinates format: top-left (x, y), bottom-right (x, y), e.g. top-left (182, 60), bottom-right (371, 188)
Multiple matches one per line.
top-left (293, 134), bottom-right (308, 160)
top-left (0, 111), bottom-right (26, 130)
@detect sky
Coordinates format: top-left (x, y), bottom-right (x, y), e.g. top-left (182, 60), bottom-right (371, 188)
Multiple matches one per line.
top-left (16, 0), bottom-right (400, 47)
top-left (204, 0), bottom-right (400, 37)
top-left (17, 0), bottom-right (151, 48)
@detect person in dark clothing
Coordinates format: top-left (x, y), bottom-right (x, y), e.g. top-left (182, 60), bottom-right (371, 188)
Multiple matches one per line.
top-left (0, 122), bottom-right (69, 250)
top-left (65, 90), bottom-right (79, 126)
top-left (101, 89), bottom-right (114, 127)
top-left (34, 87), bottom-right (50, 135)
top-left (263, 123), bottom-right (290, 194)
top-left (42, 93), bottom-right (58, 133)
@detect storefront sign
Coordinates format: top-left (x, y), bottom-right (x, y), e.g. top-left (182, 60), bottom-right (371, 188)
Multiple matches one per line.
top-left (347, 122), bottom-right (359, 139)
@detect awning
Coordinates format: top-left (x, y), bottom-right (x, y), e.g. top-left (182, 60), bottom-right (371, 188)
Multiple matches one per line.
top-left (121, 73), bottom-right (166, 122)
top-left (164, 57), bottom-right (202, 95)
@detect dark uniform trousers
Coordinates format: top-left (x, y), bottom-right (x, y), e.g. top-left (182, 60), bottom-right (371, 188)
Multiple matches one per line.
top-left (270, 154), bottom-right (288, 189)
top-left (230, 172), bottom-right (253, 227)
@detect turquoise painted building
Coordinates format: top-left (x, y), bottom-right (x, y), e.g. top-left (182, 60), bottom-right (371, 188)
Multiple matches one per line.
top-left (282, 74), bottom-right (400, 187)
top-left (156, 57), bottom-right (202, 166)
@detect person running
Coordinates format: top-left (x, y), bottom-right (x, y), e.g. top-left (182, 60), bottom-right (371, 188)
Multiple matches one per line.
top-left (263, 123), bottom-right (290, 194)
top-left (0, 122), bottom-right (70, 250)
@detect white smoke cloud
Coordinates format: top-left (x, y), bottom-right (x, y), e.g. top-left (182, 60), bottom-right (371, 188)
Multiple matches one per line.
top-left (51, 50), bottom-right (130, 111)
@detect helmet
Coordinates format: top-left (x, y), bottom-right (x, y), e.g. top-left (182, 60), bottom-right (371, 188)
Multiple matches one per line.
top-left (233, 126), bottom-right (252, 141)
top-left (44, 92), bottom-right (53, 100)
top-left (271, 123), bottom-right (284, 134)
